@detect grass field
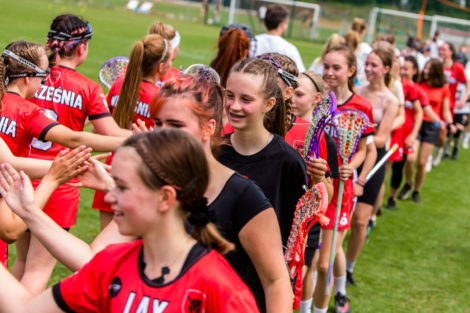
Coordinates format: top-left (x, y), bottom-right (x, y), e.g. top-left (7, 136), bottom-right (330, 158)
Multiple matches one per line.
top-left (1, 0), bottom-right (470, 312)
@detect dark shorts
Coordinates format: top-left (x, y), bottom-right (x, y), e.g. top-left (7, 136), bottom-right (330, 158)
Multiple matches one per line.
top-left (454, 113), bottom-right (468, 127)
top-left (305, 222), bottom-right (320, 267)
top-left (417, 121), bottom-right (439, 145)
top-left (357, 147), bottom-right (387, 206)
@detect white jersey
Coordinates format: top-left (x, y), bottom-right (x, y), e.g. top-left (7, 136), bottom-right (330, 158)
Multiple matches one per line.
top-left (251, 33), bottom-right (305, 72)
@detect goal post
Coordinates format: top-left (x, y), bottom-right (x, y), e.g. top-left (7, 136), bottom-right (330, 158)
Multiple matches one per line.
top-left (227, 0), bottom-right (321, 40)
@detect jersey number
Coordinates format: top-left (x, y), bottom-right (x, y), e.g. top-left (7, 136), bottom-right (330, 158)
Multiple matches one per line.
top-left (31, 109), bottom-right (58, 151)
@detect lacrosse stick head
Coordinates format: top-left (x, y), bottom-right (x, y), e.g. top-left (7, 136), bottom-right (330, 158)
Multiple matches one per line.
top-left (304, 92), bottom-right (337, 158)
top-left (333, 109), bottom-right (369, 163)
top-left (183, 64), bottom-right (221, 84)
top-left (99, 56), bottom-right (129, 89)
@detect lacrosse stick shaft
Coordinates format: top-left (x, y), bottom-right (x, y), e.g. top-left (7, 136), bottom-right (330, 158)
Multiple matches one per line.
top-left (324, 178), bottom-right (345, 295)
top-left (365, 143), bottom-right (399, 183)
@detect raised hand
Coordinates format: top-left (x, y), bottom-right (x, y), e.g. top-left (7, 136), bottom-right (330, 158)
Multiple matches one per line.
top-left (132, 119), bottom-right (152, 135)
top-left (45, 145), bottom-right (92, 186)
top-left (0, 163), bottom-right (35, 219)
top-left (68, 155), bottom-right (114, 192)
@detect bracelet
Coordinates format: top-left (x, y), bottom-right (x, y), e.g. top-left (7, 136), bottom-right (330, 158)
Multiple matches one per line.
top-left (356, 178), bottom-right (366, 185)
top-left (434, 120), bottom-right (441, 128)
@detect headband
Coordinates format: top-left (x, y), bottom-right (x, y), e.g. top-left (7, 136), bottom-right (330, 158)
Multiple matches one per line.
top-left (302, 72), bottom-right (320, 93)
top-left (257, 55), bottom-right (298, 87)
top-left (2, 49), bottom-right (45, 73)
top-left (170, 31), bottom-right (180, 49)
top-left (157, 39), bottom-right (168, 65)
top-left (47, 23), bottom-right (93, 42)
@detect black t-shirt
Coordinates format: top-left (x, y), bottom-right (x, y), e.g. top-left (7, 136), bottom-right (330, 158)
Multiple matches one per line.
top-left (325, 133), bottom-right (340, 179)
top-left (218, 134), bottom-right (307, 246)
top-left (209, 172), bottom-right (272, 313)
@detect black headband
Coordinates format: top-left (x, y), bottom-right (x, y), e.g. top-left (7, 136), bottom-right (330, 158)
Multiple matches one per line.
top-left (302, 72), bottom-right (320, 93)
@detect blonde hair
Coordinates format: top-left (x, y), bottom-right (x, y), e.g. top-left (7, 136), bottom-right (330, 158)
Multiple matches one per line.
top-left (319, 34), bottom-right (346, 64)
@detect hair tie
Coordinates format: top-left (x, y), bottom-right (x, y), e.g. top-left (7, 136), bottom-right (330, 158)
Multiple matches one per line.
top-left (302, 72), bottom-right (320, 93)
top-left (188, 198), bottom-right (214, 226)
top-left (156, 39), bottom-right (168, 65)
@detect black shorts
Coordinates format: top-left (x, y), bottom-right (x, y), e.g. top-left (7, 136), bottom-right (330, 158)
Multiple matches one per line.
top-left (305, 222), bottom-right (320, 267)
top-left (454, 113), bottom-right (468, 127)
top-left (357, 147), bottom-right (387, 206)
top-left (417, 121), bottom-right (439, 145)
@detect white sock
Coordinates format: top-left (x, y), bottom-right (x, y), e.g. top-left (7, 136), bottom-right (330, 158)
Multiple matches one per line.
top-left (299, 298), bottom-right (313, 313)
top-left (346, 260), bottom-right (356, 273)
top-left (313, 305), bottom-right (328, 313)
top-left (334, 275), bottom-right (347, 296)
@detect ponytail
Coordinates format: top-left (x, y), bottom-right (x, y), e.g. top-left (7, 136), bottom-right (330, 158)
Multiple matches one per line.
top-left (114, 34), bottom-right (169, 129)
top-left (0, 57), bottom-right (7, 103)
top-left (264, 85), bottom-right (287, 138)
top-left (191, 223), bottom-right (234, 255)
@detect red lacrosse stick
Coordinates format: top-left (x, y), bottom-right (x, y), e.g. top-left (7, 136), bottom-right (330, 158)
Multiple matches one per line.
top-left (285, 182), bottom-right (329, 309)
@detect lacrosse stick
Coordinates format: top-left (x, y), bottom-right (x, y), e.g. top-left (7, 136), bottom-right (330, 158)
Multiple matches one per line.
top-left (99, 56), bottom-right (129, 89)
top-left (183, 64), bottom-right (221, 84)
top-left (285, 183), bottom-right (329, 309)
top-left (366, 143), bottom-right (399, 183)
top-left (303, 92), bottom-right (337, 159)
top-left (325, 109), bottom-right (369, 295)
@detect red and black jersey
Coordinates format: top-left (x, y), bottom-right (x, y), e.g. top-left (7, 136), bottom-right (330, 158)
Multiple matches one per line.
top-left (443, 62), bottom-right (467, 110)
top-left (158, 67), bottom-right (180, 85)
top-left (30, 65), bottom-right (111, 160)
top-left (323, 93), bottom-right (374, 219)
top-left (52, 241), bottom-right (259, 313)
top-left (419, 83), bottom-right (450, 122)
top-left (93, 79), bottom-right (159, 213)
top-left (284, 116), bottom-right (330, 177)
top-left (400, 78), bottom-right (420, 137)
top-left (0, 92), bottom-right (58, 157)
top-left (106, 78), bottom-right (159, 129)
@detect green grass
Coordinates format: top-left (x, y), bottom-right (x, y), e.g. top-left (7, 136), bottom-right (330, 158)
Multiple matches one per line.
top-left (2, 0), bottom-right (470, 312)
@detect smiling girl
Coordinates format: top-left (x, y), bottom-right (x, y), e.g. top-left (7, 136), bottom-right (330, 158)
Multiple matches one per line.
top-left (0, 130), bottom-right (260, 313)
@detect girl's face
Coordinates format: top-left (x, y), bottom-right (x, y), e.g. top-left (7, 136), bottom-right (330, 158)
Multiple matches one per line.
top-left (29, 49), bottom-right (49, 98)
top-left (438, 43), bottom-right (452, 60)
top-left (225, 72), bottom-right (273, 131)
top-left (323, 51), bottom-right (354, 90)
top-left (105, 147), bottom-right (162, 236)
top-left (292, 75), bottom-right (319, 119)
top-left (400, 60), bottom-right (416, 81)
top-left (154, 96), bottom-right (207, 142)
top-left (423, 62), bottom-right (431, 81)
top-left (365, 52), bottom-right (388, 82)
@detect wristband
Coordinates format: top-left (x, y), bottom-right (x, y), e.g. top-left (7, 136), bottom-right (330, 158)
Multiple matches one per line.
top-left (355, 181), bottom-right (364, 187)
top-left (356, 178), bottom-right (366, 187)
top-left (434, 120), bottom-right (441, 128)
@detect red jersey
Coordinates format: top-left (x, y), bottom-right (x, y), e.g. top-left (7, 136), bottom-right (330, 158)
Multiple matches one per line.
top-left (0, 240), bottom-right (7, 268)
top-left (323, 93), bottom-right (374, 222)
top-left (30, 65), bottom-right (111, 160)
top-left (419, 83), bottom-right (450, 121)
top-left (52, 241), bottom-right (259, 313)
top-left (93, 79), bottom-right (159, 213)
top-left (285, 115), bottom-right (329, 172)
top-left (0, 92), bottom-right (58, 157)
top-left (443, 62), bottom-right (467, 109)
top-left (159, 67), bottom-right (180, 84)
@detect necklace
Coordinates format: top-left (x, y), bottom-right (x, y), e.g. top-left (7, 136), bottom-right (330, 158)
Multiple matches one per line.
top-left (151, 237), bottom-right (192, 284)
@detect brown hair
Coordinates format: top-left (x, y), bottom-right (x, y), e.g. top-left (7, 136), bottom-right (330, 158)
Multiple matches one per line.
top-left (404, 55), bottom-right (420, 83)
top-left (210, 28), bottom-right (250, 87)
top-left (324, 45), bottom-right (357, 92)
top-left (113, 34), bottom-right (170, 129)
top-left (344, 30), bottom-right (360, 53)
top-left (264, 4), bottom-right (289, 30)
top-left (319, 34), bottom-right (345, 64)
top-left (371, 41), bottom-right (394, 88)
top-left (149, 21), bottom-right (176, 40)
top-left (122, 129), bottom-right (233, 254)
top-left (46, 14), bottom-right (91, 67)
top-left (351, 17), bottom-right (367, 34)
top-left (230, 57), bottom-right (287, 138)
top-left (421, 58), bottom-right (447, 88)
top-left (150, 74), bottom-right (225, 144)
top-left (262, 52), bottom-right (298, 130)
top-left (0, 41), bottom-right (43, 101)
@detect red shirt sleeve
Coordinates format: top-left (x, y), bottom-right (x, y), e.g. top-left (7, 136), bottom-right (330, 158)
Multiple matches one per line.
top-left (443, 84), bottom-right (451, 99)
top-left (24, 101), bottom-right (59, 141)
top-left (457, 63), bottom-right (467, 83)
top-left (87, 84), bottom-right (112, 120)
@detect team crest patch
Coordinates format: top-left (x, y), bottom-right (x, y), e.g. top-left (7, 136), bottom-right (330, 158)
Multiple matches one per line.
top-left (181, 289), bottom-right (206, 313)
top-left (50, 70), bottom-right (61, 83)
top-left (108, 276), bottom-right (122, 298)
